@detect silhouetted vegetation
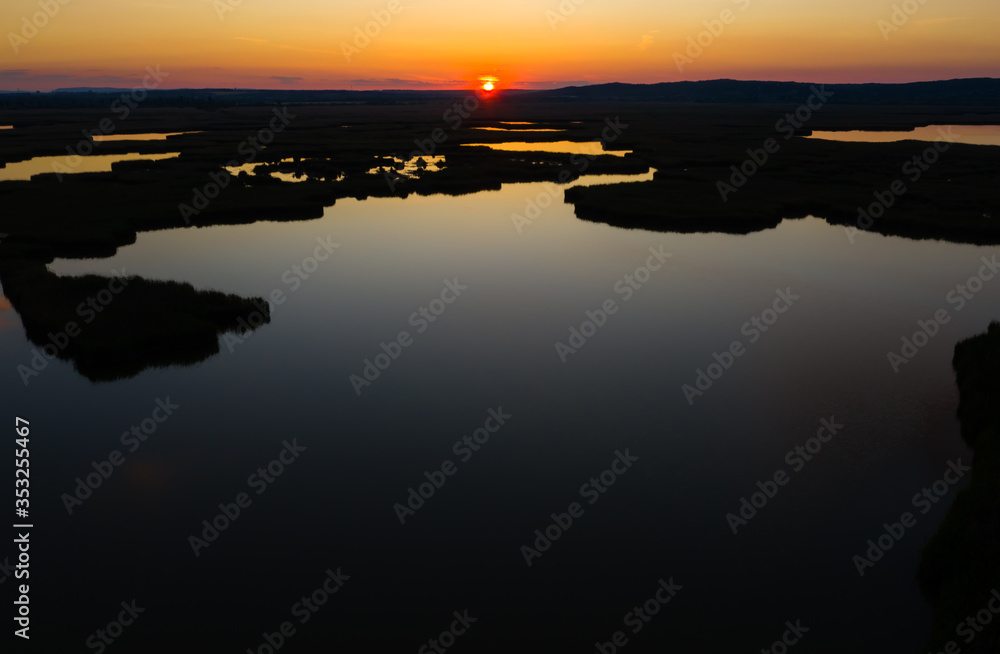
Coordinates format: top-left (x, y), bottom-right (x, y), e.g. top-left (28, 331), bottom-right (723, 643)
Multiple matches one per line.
top-left (918, 322), bottom-right (1000, 653)
top-left (566, 136), bottom-right (1000, 243)
top-left (0, 257), bottom-right (270, 382)
top-left (1, 96), bottom-right (998, 385)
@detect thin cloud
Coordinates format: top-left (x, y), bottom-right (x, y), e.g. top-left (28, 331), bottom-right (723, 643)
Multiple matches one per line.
top-left (0, 70), bottom-right (138, 84)
top-left (274, 43), bottom-right (344, 56)
top-left (349, 78), bottom-right (466, 88)
top-left (519, 80), bottom-right (593, 89)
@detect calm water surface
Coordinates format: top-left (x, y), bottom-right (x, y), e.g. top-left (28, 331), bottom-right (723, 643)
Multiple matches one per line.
top-left (462, 141), bottom-right (631, 156)
top-left (0, 152), bottom-right (179, 181)
top-left (91, 131), bottom-right (202, 141)
top-left (807, 124), bottom-right (1000, 146)
top-left (3, 169), bottom-right (996, 652)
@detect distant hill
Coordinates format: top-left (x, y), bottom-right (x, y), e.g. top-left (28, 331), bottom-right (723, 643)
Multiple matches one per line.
top-left (2, 78), bottom-right (999, 109)
top-left (526, 78), bottom-right (1000, 105)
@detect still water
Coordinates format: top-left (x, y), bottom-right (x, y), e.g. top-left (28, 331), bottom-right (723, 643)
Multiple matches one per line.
top-left (0, 152), bottom-right (179, 181)
top-left (806, 124), bottom-right (1000, 146)
top-left (462, 140), bottom-right (631, 156)
top-left (470, 127), bottom-right (566, 132)
top-left (91, 131), bottom-right (202, 142)
top-left (4, 168), bottom-right (996, 652)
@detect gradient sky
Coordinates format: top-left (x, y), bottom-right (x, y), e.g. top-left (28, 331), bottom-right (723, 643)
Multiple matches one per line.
top-left (2, 0), bottom-right (999, 91)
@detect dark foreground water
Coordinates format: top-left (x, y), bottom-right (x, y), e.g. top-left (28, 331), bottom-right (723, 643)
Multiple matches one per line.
top-left (3, 170), bottom-right (997, 652)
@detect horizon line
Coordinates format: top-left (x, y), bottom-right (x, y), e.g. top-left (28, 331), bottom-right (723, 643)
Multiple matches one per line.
top-left (4, 76), bottom-right (999, 94)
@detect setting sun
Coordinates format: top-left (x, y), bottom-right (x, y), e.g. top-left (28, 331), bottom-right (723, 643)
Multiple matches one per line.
top-left (482, 81), bottom-right (494, 91)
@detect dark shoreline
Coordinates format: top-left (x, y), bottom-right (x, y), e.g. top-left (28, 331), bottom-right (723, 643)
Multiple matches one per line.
top-left (919, 322), bottom-right (1000, 652)
top-left (1, 97), bottom-right (998, 389)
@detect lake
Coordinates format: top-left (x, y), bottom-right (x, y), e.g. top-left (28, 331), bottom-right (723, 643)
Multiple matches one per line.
top-left (0, 152), bottom-right (179, 181)
top-left (471, 127), bottom-right (566, 132)
top-left (91, 131), bottom-right (202, 142)
top-left (462, 140), bottom-right (632, 156)
top-left (3, 166), bottom-right (995, 652)
top-left (806, 124), bottom-right (1000, 146)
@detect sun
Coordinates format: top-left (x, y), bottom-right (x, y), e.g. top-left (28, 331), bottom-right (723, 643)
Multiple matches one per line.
top-left (482, 80), bottom-right (494, 91)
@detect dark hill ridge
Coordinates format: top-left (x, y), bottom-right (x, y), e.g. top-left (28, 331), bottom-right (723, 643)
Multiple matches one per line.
top-left (2, 78), bottom-right (999, 109)
top-left (527, 78), bottom-right (1000, 105)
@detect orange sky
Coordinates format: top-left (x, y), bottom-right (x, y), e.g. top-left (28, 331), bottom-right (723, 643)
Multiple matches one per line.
top-left (2, 0), bottom-right (999, 90)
